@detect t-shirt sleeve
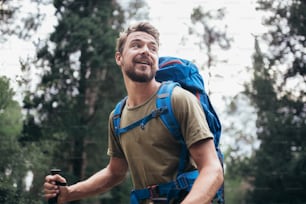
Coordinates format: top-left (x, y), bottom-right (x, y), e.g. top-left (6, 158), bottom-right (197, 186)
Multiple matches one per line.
top-left (171, 87), bottom-right (214, 148)
top-left (107, 111), bottom-right (126, 158)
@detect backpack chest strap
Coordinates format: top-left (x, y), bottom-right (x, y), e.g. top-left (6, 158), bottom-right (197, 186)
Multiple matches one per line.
top-left (114, 104), bottom-right (168, 137)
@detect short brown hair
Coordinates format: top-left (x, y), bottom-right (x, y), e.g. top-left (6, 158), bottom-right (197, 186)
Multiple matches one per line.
top-left (116, 22), bottom-right (160, 53)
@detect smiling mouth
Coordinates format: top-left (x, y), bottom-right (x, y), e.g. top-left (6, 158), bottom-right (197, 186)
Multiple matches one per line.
top-left (134, 56), bottom-right (152, 66)
top-left (135, 60), bottom-right (151, 66)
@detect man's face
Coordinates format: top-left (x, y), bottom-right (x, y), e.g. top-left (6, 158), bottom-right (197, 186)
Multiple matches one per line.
top-left (116, 31), bottom-right (159, 83)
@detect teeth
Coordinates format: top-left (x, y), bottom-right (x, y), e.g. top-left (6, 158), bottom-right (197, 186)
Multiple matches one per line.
top-left (134, 57), bottom-right (151, 65)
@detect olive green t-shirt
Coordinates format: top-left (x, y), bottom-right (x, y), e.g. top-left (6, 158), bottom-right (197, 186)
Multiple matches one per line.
top-left (107, 85), bottom-right (213, 190)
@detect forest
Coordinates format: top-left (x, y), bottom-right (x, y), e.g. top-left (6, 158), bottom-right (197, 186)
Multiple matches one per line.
top-left (0, 0), bottom-right (305, 203)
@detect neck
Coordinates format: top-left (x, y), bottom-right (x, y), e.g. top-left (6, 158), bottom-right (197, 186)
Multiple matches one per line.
top-left (125, 80), bottom-right (161, 108)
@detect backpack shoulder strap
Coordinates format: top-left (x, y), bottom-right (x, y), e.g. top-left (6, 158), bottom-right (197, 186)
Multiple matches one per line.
top-left (156, 82), bottom-right (189, 175)
top-left (156, 82), bottom-right (181, 140)
top-left (113, 96), bottom-right (127, 137)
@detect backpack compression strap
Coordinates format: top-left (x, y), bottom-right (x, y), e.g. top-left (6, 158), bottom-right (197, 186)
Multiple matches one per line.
top-left (156, 81), bottom-right (189, 175)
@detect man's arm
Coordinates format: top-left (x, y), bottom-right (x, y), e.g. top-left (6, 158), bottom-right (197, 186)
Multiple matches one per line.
top-left (182, 139), bottom-right (223, 204)
top-left (44, 157), bottom-right (128, 204)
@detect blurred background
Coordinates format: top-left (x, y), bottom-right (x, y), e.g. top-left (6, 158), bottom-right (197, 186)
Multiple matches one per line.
top-left (0, 0), bottom-right (305, 203)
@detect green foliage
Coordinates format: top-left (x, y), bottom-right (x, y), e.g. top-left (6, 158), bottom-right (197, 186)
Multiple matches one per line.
top-left (225, 176), bottom-right (248, 204)
top-left (0, 77), bottom-right (39, 204)
top-left (257, 0), bottom-right (306, 79)
top-left (0, 0), bottom-right (51, 41)
top-left (0, 77), bottom-right (23, 174)
top-left (190, 6), bottom-right (231, 51)
top-left (188, 6), bottom-right (232, 94)
top-left (228, 2), bottom-right (306, 197)
top-left (0, 79), bottom-right (22, 138)
top-left (20, 0), bottom-right (133, 203)
top-left (224, 143), bottom-right (254, 204)
top-left (243, 29), bottom-right (306, 203)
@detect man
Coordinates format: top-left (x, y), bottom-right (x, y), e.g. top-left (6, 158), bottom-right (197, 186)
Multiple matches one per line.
top-left (43, 22), bottom-right (223, 204)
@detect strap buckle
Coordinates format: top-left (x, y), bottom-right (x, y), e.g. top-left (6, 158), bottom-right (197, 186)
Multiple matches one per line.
top-left (147, 185), bottom-right (167, 202)
top-left (176, 176), bottom-right (189, 190)
top-left (175, 170), bottom-right (198, 191)
top-left (151, 107), bottom-right (167, 118)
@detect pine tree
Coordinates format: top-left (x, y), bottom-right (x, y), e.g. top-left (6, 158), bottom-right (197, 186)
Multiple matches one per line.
top-left (21, 0), bottom-right (129, 203)
top-left (226, 0), bottom-right (306, 201)
top-left (188, 6), bottom-right (232, 94)
top-left (244, 34), bottom-right (306, 204)
top-left (257, 0), bottom-right (306, 79)
top-left (0, 0), bottom-right (50, 41)
top-left (0, 77), bottom-right (31, 204)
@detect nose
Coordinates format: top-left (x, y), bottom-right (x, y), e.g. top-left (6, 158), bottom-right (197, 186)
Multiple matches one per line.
top-left (141, 45), bottom-right (150, 55)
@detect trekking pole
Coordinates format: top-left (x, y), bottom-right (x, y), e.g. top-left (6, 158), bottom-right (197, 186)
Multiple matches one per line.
top-left (48, 169), bottom-right (67, 204)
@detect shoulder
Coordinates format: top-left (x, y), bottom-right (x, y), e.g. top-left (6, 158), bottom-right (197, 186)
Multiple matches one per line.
top-left (171, 86), bottom-right (200, 107)
top-left (172, 85), bottom-right (194, 97)
top-left (170, 86), bottom-right (214, 147)
top-left (170, 85), bottom-right (204, 122)
top-left (109, 96), bottom-right (128, 120)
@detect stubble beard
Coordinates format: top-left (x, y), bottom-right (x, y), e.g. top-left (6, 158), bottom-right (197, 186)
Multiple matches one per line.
top-left (124, 63), bottom-right (156, 83)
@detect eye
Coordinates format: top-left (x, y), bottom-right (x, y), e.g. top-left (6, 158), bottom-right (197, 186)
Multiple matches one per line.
top-left (131, 42), bottom-right (141, 48)
top-left (150, 46), bottom-right (157, 52)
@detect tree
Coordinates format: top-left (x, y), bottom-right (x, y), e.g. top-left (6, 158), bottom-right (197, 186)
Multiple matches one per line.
top-left (0, 77), bottom-right (35, 204)
top-left (186, 6), bottom-right (232, 94)
top-left (225, 1), bottom-right (306, 203)
top-left (257, 0), bottom-right (306, 80)
top-left (244, 34), bottom-right (306, 203)
top-left (21, 0), bottom-right (130, 203)
top-left (185, 6), bottom-right (236, 202)
top-left (0, 0), bottom-right (51, 42)
top-left (222, 94), bottom-right (258, 204)
top-left (122, 0), bottom-right (149, 21)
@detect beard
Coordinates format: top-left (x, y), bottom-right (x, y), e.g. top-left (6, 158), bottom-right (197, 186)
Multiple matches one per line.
top-left (123, 55), bottom-right (157, 83)
top-left (125, 67), bottom-right (156, 83)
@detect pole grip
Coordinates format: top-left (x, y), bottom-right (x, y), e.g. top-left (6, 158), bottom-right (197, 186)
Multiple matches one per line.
top-left (48, 169), bottom-right (67, 204)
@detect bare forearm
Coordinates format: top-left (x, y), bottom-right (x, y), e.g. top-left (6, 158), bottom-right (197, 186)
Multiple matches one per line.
top-left (65, 170), bottom-right (124, 202)
top-left (182, 167), bottom-right (223, 204)
top-left (65, 167), bottom-right (126, 202)
top-left (183, 139), bottom-right (224, 204)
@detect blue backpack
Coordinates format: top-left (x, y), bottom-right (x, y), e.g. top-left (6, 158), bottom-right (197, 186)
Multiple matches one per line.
top-left (113, 56), bottom-right (224, 204)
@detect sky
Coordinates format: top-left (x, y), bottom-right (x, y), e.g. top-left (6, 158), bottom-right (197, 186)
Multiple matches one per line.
top-left (0, 0), bottom-right (266, 152)
top-left (0, 0), bottom-right (266, 103)
top-left (130, 0), bottom-right (265, 152)
top-left (148, 0), bottom-right (266, 99)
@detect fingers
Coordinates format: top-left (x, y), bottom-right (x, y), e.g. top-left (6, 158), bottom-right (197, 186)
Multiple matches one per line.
top-left (46, 174), bottom-right (67, 184)
top-left (43, 175), bottom-right (66, 200)
top-left (43, 180), bottom-right (59, 199)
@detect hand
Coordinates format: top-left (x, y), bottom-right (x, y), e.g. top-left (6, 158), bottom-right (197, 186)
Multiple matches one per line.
top-left (44, 174), bottom-right (68, 204)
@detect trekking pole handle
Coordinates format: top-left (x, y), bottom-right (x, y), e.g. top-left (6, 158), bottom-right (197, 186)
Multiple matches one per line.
top-left (48, 169), bottom-right (67, 204)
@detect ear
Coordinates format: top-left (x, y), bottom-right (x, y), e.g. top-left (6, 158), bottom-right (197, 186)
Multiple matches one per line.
top-left (115, 52), bottom-right (122, 66)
